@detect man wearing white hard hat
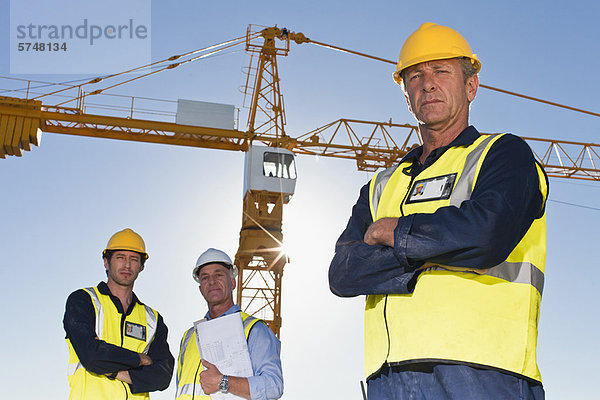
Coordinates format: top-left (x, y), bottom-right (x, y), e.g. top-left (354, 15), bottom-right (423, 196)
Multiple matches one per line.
top-left (330, 23), bottom-right (547, 399)
top-left (63, 228), bottom-right (174, 400)
top-left (175, 248), bottom-right (283, 400)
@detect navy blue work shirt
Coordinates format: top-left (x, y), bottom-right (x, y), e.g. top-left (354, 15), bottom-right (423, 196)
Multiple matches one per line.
top-left (63, 281), bottom-right (174, 394)
top-left (328, 126), bottom-right (546, 399)
top-left (329, 126), bottom-right (546, 297)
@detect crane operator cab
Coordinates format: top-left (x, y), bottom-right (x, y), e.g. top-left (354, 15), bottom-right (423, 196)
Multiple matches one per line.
top-left (243, 145), bottom-right (297, 203)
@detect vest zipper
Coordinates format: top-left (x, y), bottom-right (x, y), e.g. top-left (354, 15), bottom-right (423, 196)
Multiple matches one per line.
top-left (120, 314), bottom-right (128, 399)
top-left (399, 173), bottom-right (417, 217)
top-left (120, 314), bottom-right (126, 347)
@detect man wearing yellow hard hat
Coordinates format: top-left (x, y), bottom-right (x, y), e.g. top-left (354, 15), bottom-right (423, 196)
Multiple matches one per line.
top-left (63, 228), bottom-right (175, 399)
top-left (330, 23), bottom-right (547, 399)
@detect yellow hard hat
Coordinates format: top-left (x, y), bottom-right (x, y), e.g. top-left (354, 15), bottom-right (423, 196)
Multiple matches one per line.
top-left (392, 22), bottom-right (481, 85)
top-left (102, 228), bottom-right (149, 260)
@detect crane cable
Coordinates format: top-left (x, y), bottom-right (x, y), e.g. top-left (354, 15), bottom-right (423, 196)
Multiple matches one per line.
top-left (7, 30), bottom-right (598, 118)
top-left (0, 75), bottom-right (92, 94)
top-left (306, 39), bottom-right (600, 210)
top-left (53, 42), bottom-right (245, 106)
top-left (52, 35), bottom-right (255, 106)
top-left (307, 40), bottom-right (600, 118)
top-left (2, 35), bottom-right (258, 99)
top-left (42, 32), bottom-right (262, 106)
top-left (548, 199), bottom-right (600, 212)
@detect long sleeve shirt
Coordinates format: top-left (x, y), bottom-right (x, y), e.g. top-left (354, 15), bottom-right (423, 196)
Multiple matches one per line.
top-left (329, 126), bottom-right (546, 297)
top-left (63, 281), bottom-right (174, 393)
top-left (203, 305), bottom-right (283, 400)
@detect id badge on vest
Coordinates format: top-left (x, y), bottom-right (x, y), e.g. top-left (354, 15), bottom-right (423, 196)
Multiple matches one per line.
top-left (125, 321), bottom-right (146, 341)
top-left (406, 173), bottom-right (457, 204)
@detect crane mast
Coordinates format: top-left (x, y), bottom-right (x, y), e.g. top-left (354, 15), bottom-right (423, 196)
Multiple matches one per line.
top-left (235, 26), bottom-right (308, 336)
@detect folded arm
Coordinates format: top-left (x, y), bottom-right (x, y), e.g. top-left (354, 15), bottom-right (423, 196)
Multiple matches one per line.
top-left (329, 134), bottom-right (544, 297)
top-left (397, 135), bottom-right (544, 269)
top-left (64, 290), bottom-right (144, 374)
top-left (128, 312), bottom-right (174, 393)
top-left (328, 184), bottom-right (421, 297)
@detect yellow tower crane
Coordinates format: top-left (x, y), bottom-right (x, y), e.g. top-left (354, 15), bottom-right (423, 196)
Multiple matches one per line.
top-left (1, 25), bottom-right (600, 337)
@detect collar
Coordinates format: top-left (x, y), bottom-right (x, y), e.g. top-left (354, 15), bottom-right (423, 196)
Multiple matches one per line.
top-left (398, 125), bottom-right (481, 165)
top-left (97, 281), bottom-right (142, 315)
top-left (204, 304), bottom-right (241, 321)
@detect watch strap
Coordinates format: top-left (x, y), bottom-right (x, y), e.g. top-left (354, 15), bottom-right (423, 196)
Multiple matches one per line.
top-left (218, 374), bottom-right (229, 393)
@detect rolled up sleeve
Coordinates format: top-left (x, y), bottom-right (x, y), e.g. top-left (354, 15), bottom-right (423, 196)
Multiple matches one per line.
top-left (328, 184), bottom-right (420, 297)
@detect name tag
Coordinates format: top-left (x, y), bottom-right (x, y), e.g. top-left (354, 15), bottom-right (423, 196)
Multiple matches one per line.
top-left (406, 173), bottom-right (457, 204)
top-left (124, 321), bottom-right (146, 341)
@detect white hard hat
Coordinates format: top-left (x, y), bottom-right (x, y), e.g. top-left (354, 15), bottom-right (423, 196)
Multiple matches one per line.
top-left (193, 248), bottom-right (238, 283)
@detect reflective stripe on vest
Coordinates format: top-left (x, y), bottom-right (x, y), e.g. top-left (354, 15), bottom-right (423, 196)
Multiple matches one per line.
top-left (67, 361), bottom-right (82, 377)
top-left (176, 382), bottom-right (207, 398)
top-left (448, 134), bottom-right (496, 207)
top-left (175, 312), bottom-right (260, 400)
top-left (67, 287), bottom-right (104, 377)
top-left (86, 287), bottom-right (104, 339)
top-left (366, 133), bottom-right (547, 382)
top-left (177, 327), bottom-right (195, 380)
top-left (142, 303), bottom-right (158, 354)
top-left (369, 164), bottom-right (400, 219)
top-left (425, 260), bottom-right (544, 296)
top-left (370, 134), bottom-right (497, 217)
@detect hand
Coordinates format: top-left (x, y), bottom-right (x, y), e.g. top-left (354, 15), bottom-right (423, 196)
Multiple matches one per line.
top-left (364, 218), bottom-right (398, 247)
top-left (116, 370), bottom-right (132, 384)
top-left (199, 359), bottom-right (222, 394)
top-left (139, 353), bottom-right (152, 366)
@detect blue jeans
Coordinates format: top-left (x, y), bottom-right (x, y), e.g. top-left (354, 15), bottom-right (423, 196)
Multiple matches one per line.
top-left (367, 364), bottom-right (545, 400)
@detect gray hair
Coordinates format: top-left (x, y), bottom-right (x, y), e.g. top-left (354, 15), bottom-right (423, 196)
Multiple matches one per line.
top-left (458, 57), bottom-right (478, 83)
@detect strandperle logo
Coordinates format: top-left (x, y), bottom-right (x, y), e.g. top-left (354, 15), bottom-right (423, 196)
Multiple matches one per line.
top-left (15, 19), bottom-right (148, 45)
top-left (10, 0), bottom-right (151, 74)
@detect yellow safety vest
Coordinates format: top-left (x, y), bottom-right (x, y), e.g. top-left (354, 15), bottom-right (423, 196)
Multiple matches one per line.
top-left (66, 287), bottom-right (159, 400)
top-left (175, 312), bottom-right (260, 399)
top-left (366, 134), bottom-right (547, 382)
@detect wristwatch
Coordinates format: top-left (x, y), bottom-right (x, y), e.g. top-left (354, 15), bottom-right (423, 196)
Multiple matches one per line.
top-left (218, 374), bottom-right (229, 393)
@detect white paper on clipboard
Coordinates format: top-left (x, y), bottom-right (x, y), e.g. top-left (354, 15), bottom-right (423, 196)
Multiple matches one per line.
top-left (194, 312), bottom-right (254, 400)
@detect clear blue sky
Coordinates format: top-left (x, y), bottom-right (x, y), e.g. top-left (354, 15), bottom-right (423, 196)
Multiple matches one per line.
top-left (1, 1), bottom-right (599, 399)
